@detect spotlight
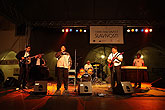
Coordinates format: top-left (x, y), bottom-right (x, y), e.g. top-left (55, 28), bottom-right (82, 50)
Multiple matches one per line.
top-left (131, 29), bottom-right (134, 32)
top-left (149, 29), bottom-right (152, 32)
top-left (141, 29), bottom-right (144, 32)
top-left (145, 29), bottom-right (149, 33)
top-left (62, 29), bottom-right (64, 32)
top-left (69, 29), bottom-right (72, 32)
top-left (135, 29), bottom-right (138, 32)
top-left (80, 29), bottom-right (83, 32)
top-left (84, 30), bottom-right (87, 32)
top-left (65, 28), bottom-right (69, 32)
top-left (76, 29), bottom-right (79, 32)
top-left (101, 55), bottom-right (105, 59)
top-left (127, 29), bottom-right (131, 32)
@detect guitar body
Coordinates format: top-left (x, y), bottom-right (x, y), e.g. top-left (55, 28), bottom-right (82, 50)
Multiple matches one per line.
top-left (108, 52), bottom-right (124, 68)
top-left (19, 54), bottom-right (44, 65)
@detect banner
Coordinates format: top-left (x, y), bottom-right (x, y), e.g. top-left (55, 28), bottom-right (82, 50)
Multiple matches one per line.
top-left (90, 26), bottom-right (124, 44)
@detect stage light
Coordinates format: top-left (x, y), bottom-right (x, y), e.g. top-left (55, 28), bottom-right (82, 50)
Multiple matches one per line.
top-left (101, 55), bottom-right (105, 59)
top-left (141, 55), bottom-right (144, 59)
top-left (84, 30), bottom-right (87, 32)
top-left (149, 29), bottom-right (152, 32)
top-left (131, 29), bottom-right (134, 32)
top-left (145, 29), bottom-right (149, 33)
top-left (62, 29), bottom-right (64, 32)
top-left (135, 29), bottom-right (138, 32)
top-left (69, 29), bottom-right (72, 32)
top-left (127, 29), bottom-right (131, 32)
top-left (76, 29), bottom-right (79, 32)
top-left (141, 29), bottom-right (144, 32)
top-left (80, 29), bottom-right (83, 32)
top-left (65, 28), bottom-right (69, 32)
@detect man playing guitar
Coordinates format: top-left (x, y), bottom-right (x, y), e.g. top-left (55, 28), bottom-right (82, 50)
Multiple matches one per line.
top-left (107, 46), bottom-right (123, 92)
top-left (16, 45), bottom-right (32, 90)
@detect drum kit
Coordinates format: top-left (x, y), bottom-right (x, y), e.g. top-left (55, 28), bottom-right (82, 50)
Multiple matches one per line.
top-left (77, 64), bottom-right (102, 84)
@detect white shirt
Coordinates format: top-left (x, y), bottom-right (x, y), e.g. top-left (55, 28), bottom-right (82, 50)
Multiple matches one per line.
top-left (84, 64), bottom-right (93, 71)
top-left (36, 58), bottom-right (40, 66)
top-left (24, 51), bottom-right (29, 57)
top-left (133, 58), bottom-right (144, 66)
top-left (108, 52), bottom-right (123, 66)
top-left (57, 54), bottom-right (71, 68)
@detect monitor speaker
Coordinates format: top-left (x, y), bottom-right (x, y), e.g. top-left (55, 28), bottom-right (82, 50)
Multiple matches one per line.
top-left (113, 81), bottom-right (134, 95)
top-left (78, 82), bottom-right (92, 95)
top-left (34, 81), bottom-right (47, 95)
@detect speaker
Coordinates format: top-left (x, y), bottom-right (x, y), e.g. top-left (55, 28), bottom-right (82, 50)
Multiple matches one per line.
top-left (113, 81), bottom-right (134, 95)
top-left (78, 82), bottom-right (92, 95)
top-left (34, 81), bottom-right (47, 95)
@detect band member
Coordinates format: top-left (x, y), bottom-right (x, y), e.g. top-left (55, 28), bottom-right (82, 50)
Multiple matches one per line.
top-left (84, 60), bottom-right (93, 72)
top-left (133, 53), bottom-right (144, 88)
top-left (33, 54), bottom-right (46, 67)
top-left (16, 45), bottom-right (31, 90)
top-left (30, 54), bottom-right (46, 82)
top-left (107, 46), bottom-right (123, 91)
top-left (55, 45), bottom-right (72, 95)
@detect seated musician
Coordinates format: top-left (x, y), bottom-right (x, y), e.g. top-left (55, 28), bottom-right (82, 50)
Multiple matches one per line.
top-left (84, 60), bottom-right (93, 73)
top-left (133, 53), bottom-right (144, 88)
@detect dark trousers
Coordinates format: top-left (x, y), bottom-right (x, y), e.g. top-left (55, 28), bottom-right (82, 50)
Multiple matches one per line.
top-left (110, 65), bottom-right (121, 88)
top-left (57, 67), bottom-right (68, 90)
top-left (17, 64), bottom-right (30, 88)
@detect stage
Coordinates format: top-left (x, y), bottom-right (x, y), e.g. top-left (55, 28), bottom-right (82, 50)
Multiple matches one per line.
top-left (0, 82), bottom-right (165, 110)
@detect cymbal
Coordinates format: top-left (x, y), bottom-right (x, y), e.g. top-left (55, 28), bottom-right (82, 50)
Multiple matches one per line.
top-left (93, 64), bottom-right (100, 66)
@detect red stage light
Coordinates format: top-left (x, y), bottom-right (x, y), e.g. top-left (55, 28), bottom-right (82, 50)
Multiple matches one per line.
top-left (145, 29), bottom-right (149, 33)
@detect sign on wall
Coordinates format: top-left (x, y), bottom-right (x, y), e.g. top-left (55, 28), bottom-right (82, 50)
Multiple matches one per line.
top-left (90, 26), bottom-right (124, 44)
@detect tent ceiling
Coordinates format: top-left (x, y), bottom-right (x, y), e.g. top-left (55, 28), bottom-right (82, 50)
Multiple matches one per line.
top-left (0, 0), bottom-right (164, 27)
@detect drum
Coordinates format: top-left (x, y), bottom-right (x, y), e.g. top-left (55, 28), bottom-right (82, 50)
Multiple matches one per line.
top-left (77, 68), bottom-right (85, 78)
top-left (81, 73), bottom-right (92, 82)
top-left (87, 68), bottom-right (93, 75)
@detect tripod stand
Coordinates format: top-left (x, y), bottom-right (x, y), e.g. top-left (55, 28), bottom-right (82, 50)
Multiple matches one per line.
top-left (92, 64), bottom-right (102, 84)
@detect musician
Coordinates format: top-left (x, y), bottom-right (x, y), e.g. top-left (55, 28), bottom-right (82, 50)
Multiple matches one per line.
top-left (16, 45), bottom-right (31, 90)
top-left (84, 60), bottom-right (93, 72)
top-left (33, 54), bottom-right (46, 67)
top-left (133, 53), bottom-right (144, 88)
top-left (55, 45), bottom-right (72, 95)
top-left (107, 46), bottom-right (123, 91)
top-left (30, 54), bottom-right (46, 82)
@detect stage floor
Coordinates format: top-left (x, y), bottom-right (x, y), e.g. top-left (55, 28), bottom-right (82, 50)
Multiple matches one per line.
top-left (0, 82), bottom-right (165, 110)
